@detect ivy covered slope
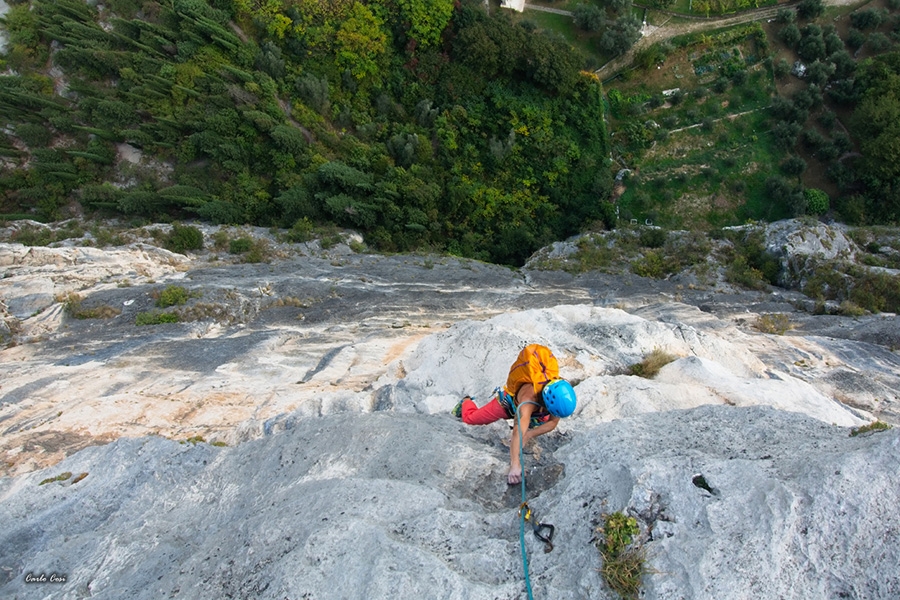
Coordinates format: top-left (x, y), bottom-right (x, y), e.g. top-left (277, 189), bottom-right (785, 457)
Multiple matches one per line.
top-left (0, 0), bottom-right (612, 265)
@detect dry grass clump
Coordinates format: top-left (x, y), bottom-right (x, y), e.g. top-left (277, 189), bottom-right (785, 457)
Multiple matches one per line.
top-left (837, 301), bottom-right (866, 317)
top-left (628, 348), bottom-right (678, 378)
top-left (60, 293), bottom-right (121, 319)
top-left (754, 313), bottom-right (794, 335)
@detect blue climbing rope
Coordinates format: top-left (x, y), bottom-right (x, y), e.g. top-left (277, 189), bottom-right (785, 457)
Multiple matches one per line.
top-left (515, 400), bottom-right (540, 600)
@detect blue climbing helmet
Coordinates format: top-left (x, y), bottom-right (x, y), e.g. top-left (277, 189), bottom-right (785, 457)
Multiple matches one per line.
top-left (542, 379), bottom-right (577, 418)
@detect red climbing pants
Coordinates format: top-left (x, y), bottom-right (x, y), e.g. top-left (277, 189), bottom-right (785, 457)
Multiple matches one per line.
top-left (460, 397), bottom-right (509, 425)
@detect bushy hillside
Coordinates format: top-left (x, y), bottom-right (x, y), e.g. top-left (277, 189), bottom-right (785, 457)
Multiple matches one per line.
top-left (0, 0), bottom-right (612, 264)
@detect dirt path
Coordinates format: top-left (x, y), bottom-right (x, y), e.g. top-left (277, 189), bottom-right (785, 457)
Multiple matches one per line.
top-left (591, 0), bottom-right (871, 79)
top-left (524, 2), bottom-right (573, 16)
top-left (667, 106), bottom-right (766, 133)
top-left (595, 5), bottom-right (785, 79)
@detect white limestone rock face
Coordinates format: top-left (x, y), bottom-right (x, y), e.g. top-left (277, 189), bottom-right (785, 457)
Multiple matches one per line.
top-left (763, 219), bottom-right (859, 287)
top-left (765, 219), bottom-right (857, 264)
top-left (381, 305), bottom-right (868, 428)
top-left (0, 242), bottom-right (190, 319)
top-left (0, 406), bottom-right (897, 600)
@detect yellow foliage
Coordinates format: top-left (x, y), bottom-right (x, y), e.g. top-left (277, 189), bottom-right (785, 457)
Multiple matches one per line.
top-left (267, 14), bottom-right (293, 39)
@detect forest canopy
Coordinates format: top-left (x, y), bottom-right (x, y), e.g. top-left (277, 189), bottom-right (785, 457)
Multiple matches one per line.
top-left (0, 0), bottom-right (613, 265)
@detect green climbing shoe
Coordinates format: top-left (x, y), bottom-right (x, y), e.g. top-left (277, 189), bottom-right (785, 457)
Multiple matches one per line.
top-left (452, 397), bottom-right (467, 418)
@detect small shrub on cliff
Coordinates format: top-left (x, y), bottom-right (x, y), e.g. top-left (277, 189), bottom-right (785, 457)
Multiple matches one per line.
top-left (164, 223), bottom-right (203, 254)
top-left (631, 250), bottom-right (673, 279)
top-left (722, 229), bottom-right (781, 290)
top-left (801, 262), bottom-right (900, 314)
top-left (229, 237), bottom-right (254, 254)
top-left (638, 227), bottom-right (667, 249)
top-left (241, 238), bottom-right (273, 263)
top-left (154, 285), bottom-right (199, 308)
top-left (837, 301), bottom-right (866, 317)
top-left (848, 269), bottom-right (900, 314)
top-left (11, 223), bottom-right (81, 246)
top-left (282, 218), bottom-right (314, 243)
top-left (562, 236), bottom-right (618, 273)
top-left (89, 226), bottom-right (127, 247)
top-left (211, 230), bottom-right (231, 251)
top-left (804, 188), bottom-right (830, 215)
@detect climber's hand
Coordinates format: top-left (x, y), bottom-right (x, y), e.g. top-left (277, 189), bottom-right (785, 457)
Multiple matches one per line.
top-left (508, 466), bottom-right (522, 485)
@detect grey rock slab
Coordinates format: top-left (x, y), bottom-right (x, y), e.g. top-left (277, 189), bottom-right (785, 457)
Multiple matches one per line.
top-left (1, 406), bottom-right (897, 599)
top-left (0, 413), bottom-right (527, 599)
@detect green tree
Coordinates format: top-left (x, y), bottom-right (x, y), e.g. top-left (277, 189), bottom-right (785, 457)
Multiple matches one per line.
top-left (867, 33), bottom-right (892, 54)
top-left (608, 0), bottom-right (633, 14)
top-left (774, 58), bottom-right (791, 79)
top-left (772, 120), bottom-right (802, 149)
top-left (852, 71), bottom-right (900, 182)
top-left (526, 34), bottom-right (580, 94)
top-left (601, 15), bottom-right (642, 56)
top-left (781, 155), bottom-right (807, 177)
top-left (779, 24), bottom-right (801, 47)
top-left (829, 50), bottom-right (857, 79)
top-left (269, 125), bottom-right (307, 156)
top-left (453, 21), bottom-right (500, 77)
top-left (397, 0), bottom-right (455, 48)
top-left (336, 2), bottom-right (389, 81)
top-left (850, 8), bottom-right (885, 30)
top-left (846, 28), bottom-right (866, 51)
top-left (824, 32), bottom-right (843, 56)
top-left (804, 188), bottom-right (830, 214)
top-left (797, 0), bottom-right (824, 20)
top-left (776, 7), bottom-right (797, 24)
top-left (798, 25), bottom-right (826, 62)
top-left (295, 73), bottom-right (330, 115)
top-left (806, 60), bottom-right (836, 86)
top-left (573, 4), bottom-right (605, 32)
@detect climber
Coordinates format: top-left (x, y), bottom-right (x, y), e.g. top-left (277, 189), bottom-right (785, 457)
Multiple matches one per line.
top-left (453, 344), bottom-right (577, 485)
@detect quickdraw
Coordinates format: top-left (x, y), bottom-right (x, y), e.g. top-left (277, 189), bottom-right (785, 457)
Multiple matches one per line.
top-left (519, 502), bottom-right (556, 553)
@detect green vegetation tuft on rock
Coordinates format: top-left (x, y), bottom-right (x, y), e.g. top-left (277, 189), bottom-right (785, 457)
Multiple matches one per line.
top-left (155, 285), bottom-right (199, 308)
top-left (596, 511), bottom-right (648, 600)
top-left (135, 311), bottom-right (180, 326)
top-left (850, 421), bottom-right (892, 437)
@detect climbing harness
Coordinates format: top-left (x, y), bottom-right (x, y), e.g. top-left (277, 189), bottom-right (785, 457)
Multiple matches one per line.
top-left (514, 401), bottom-right (556, 600)
top-left (497, 387), bottom-right (551, 429)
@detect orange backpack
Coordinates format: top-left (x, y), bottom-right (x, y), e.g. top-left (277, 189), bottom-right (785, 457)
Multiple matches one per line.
top-left (504, 344), bottom-right (559, 399)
